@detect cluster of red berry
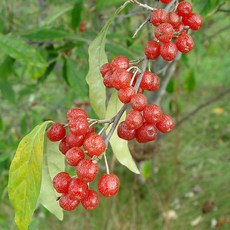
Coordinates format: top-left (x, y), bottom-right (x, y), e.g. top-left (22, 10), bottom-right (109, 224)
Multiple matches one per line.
top-left (100, 55), bottom-right (174, 143)
top-left (46, 108), bottom-right (120, 211)
top-left (145, 1), bottom-right (203, 61)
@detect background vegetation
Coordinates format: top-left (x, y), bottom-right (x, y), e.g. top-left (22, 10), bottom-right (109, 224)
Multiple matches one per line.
top-left (0, 0), bottom-right (230, 229)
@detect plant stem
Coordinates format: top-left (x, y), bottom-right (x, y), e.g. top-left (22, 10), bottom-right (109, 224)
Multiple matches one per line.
top-left (130, 0), bottom-right (154, 11)
top-left (104, 154), bottom-right (110, 174)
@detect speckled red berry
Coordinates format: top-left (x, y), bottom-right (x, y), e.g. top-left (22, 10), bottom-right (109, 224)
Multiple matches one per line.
top-left (68, 178), bottom-right (89, 201)
top-left (65, 147), bottom-right (85, 166)
top-left (143, 104), bottom-right (163, 124)
top-left (117, 121), bottom-right (136, 140)
top-left (46, 123), bottom-right (66, 142)
top-left (68, 116), bottom-right (89, 136)
top-left (136, 123), bottom-right (158, 143)
top-left (155, 23), bottom-right (174, 43)
top-left (118, 86), bottom-right (136, 104)
top-left (53, 172), bottom-right (71, 193)
top-left (59, 194), bottom-right (80, 211)
top-left (151, 9), bottom-right (167, 26)
top-left (125, 110), bottom-right (143, 130)
top-left (176, 33), bottom-right (194, 53)
top-left (156, 114), bottom-right (174, 133)
top-left (111, 56), bottom-right (130, 70)
top-left (59, 137), bottom-right (71, 155)
top-left (81, 190), bottom-right (100, 210)
top-left (145, 40), bottom-right (160, 60)
top-left (177, 1), bottom-right (193, 18)
top-left (140, 71), bottom-right (160, 91)
top-left (160, 42), bottom-right (178, 61)
top-left (98, 174), bottom-right (120, 197)
top-left (130, 93), bottom-right (147, 111)
top-left (66, 108), bottom-right (88, 121)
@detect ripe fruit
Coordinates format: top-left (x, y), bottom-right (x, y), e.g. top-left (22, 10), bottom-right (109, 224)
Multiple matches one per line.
top-left (145, 40), bottom-right (160, 60)
top-left (81, 190), bottom-right (100, 210)
top-left (111, 56), bottom-right (130, 70)
top-left (59, 194), bottom-right (80, 211)
top-left (151, 9), bottom-right (167, 26)
top-left (125, 110), bottom-right (143, 130)
top-left (185, 13), bottom-right (203, 30)
top-left (136, 123), bottom-right (158, 143)
top-left (176, 1), bottom-right (193, 17)
top-left (166, 12), bottom-right (180, 28)
top-left (156, 114), bottom-right (174, 133)
top-left (112, 69), bottom-right (132, 90)
top-left (76, 159), bottom-right (99, 182)
top-left (160, 0), bottom-right (172, 3)
top-left (118, 86), bottom-right (136, 104)
top-left (100, 63), bottom-right (112, 77)
top-left (83, 134), bottom-right (106, 157)
top-left (117, 121), bottom-right (136, 140)
top-left (59, 137), bottom-right (71, 155)
top-left (155, 23), bottom-right (174, 43)
top-left (66, 108), bottom-right (88, 121)
top-left (68, 116), bottom-right (89, 135)
top-left (143, 104), bottom-right (162, 124)
top-left (65, 147), bottom-right (85, 166)
top-left (176, 33), bottom-right (194, 53)
top-left (52, 172), bottom-right (71, 193)
top-left (98, 174), bottom-right (120, 197)
top-left (130, 93), bottom-right (147, 111)
top-left (140, 71), bottom-right (160, 91)
top-left (66, 132), bottom-right (85, 148)
top-left (68, 178), bottom-right (89, 200)
top-left (46, 123), bottom-right (66, 142)
top-left (160, 42), bottom-right (178, 61)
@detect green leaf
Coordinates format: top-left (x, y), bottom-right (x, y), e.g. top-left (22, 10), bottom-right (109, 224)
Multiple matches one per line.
top-left (8, 121), bottom-right (52, 230)
top-left (166, 78), bottom-right (177, 93)
top-left (39, 139), bottom-right (65, 221)
top-left (71, 0), bottom-right (83, 30)
top-left (184, 69), bottom-right (196, 92)
top-left (106, 91), bottom-right (140, 174)
top-left (0, 34), bottom-right (46, 68)
top-left (86, 1), bottom-right (130, 119)
top-left (65, 58), bottom-right (88, 98)
top-left (21, 28), bottom-right (69, 41)
top-left (0, 56), bottom-right (15, 81)
top-left (0, 78), bottom-right (16, 103)
top-left (140, 160), bottom-right (152, 180)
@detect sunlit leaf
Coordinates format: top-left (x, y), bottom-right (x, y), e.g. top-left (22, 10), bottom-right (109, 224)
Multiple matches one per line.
top-left (39, 139), bottom-right (65, 220)
top-left (8, 121), bottom-right (52, 230)
top-left (106, 91), bottom-right (140, 174)
top-left (86, 1), bottom-right (130, 119)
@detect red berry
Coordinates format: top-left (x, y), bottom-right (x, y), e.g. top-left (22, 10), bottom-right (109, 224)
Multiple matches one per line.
top-left (66, 108), bottom-right (87, 122)
top-left (136, 123), bottom-right (158, 143)
top-left (140, 71), bottom-right (160, 91)
top-left (68, 178), bottom-right (89, 200)
top-left (166, 12), bottom-right (180, 28)
top-left (160, 42), bottom-right (178, 61)
top-left (98, 174), bottom-right (120, 197)
top-left (160, 0), bottom-right (172, 3)
top-left (68, 116), bottom-right (89, 136)
top-left (100, 63), bottom-right (112, 77)
top-left (156, 114), bottom-right (174, 133)
top-left (130, 93), bottom-right (147, 111)
top-left (112, 69), bottom-right (132, 90)
top-left (176, 33), bottom-right (194, 53)
top-left (59, 194), bottom-right (80, 211)
top-left (83, 134), bottom-right (106, 157)
top-left (53, 172), bottom-right (71, 193)
top-left (151, 9), bottom-right (167, 27)
top-left (66, 132), bottom-right (85, 148)
top-left (59, 137), bottom-right (71, 155)
top-left (111, 56), bottom-right (130, 70)
top-left (143, 104), bottom-right (163, 124)
top-left (174, 22), bottom-right (187, 32)
top-left (65, 147), bottom-right (85, 166)
top-left (103, 71), bottom-right (114, 88)
top-left (79, 21), bottom-right (86, 33)
top-left (176, 1), bottom-right (193, 18)
top-left (155, 23), bottom-right (174, 43)
top-left (125, 110), bottom-right (143, 130)
top-left (145, 40), bottom-right (160, 60)
top-left (117, 121), bottom-right (136, 140)
top-left (118, 86), bottom-right (136, 104)
top-left (76, 159), bottom-right (99, 182)
top-left (46, 123), bottom-right (66, 142)
top-left (185, 13), bottom-right (203, 30)
top-left (81, 190), bottom-right (100, 210)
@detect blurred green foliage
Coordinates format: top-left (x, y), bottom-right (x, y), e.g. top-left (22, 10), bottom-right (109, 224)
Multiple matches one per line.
top-left (0, 0), bottom-right (230, 229)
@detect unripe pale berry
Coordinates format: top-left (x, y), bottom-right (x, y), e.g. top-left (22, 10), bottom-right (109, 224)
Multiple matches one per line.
top-left (98, 174), bottom-right (120, 197)
top-left (46, 123), bottom-right (66, 142)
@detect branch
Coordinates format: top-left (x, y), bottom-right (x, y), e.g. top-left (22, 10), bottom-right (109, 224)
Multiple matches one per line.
top-left (175, 87), bottom-right (230, 128)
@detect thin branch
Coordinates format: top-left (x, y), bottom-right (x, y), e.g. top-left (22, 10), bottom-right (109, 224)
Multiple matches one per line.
top-left (175, 87), bottom-right (230, 128)
top-left (130, 0), bottom-right (154, 11)
top-left (132, 16), bottom-right (151, 38)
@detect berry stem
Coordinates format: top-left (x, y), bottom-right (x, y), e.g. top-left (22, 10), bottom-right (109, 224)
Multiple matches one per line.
top-left (104, 153), bottom-right (110, 174)
top-left (130, 0), bottom-right (154, 11)
top-left (132, 16), bottom-right (151, 38)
